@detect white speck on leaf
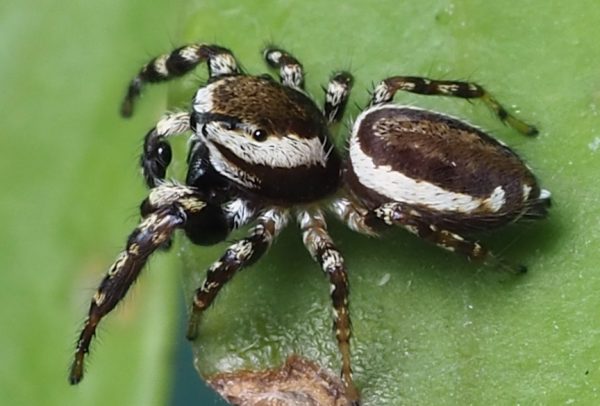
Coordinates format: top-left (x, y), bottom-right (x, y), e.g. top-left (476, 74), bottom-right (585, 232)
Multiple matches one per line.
top-left (588, 137), bottom-right (600, 152)
top-left (377, 273), bottom-right (391, 286)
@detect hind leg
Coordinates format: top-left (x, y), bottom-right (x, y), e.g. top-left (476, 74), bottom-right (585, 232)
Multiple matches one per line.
top-left (331, 198), bottom-right (526, 274)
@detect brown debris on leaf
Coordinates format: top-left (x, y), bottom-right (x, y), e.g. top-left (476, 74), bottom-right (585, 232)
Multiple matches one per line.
top-left (207, 355), bottom-right (353, 406)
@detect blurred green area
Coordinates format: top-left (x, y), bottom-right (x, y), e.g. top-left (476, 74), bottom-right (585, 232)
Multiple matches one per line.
top-left (1, 0), bottom-right (599, 405)
top-left (0, 0), bottom-right (189, 404)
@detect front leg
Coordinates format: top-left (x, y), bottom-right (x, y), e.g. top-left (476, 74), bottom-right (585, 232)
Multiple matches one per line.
top-left (186, 209), bottom-right (288, 339)
top-left (69, 182), bottom-right (210, 384)
top-left (121, 44), bottom-right (240, 117)
top-left (297, 209), bottom-right (360, 405)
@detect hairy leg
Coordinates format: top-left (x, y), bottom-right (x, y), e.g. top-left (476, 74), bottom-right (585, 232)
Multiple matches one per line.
top-left (121, 44), bottom-right (239, 117)
top-left (323, 71), bottom-right (353, 125)
top-left (263, 46), bottom-right (305, 91)
top-left (370, 75), bottom-right (538, 135)
top-left (298, 208), bottom-right (360, 405)
top-left (373, 202), bottom-right (527, 274)
top-left (69, 182), bottom-right (210, 384)
top-left (186, 208), bottom-right (288, 339)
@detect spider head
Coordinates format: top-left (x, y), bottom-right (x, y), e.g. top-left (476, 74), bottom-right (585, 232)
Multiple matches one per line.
top-left (191, 75), bottom-right (340, 203)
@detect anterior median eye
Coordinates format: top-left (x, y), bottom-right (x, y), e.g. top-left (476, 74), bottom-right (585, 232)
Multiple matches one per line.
top-left (252, 129), bottom-right (267, 142)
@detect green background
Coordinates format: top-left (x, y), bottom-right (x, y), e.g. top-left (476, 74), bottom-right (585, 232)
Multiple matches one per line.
top-left (2, 0), bottom-right (599, 405)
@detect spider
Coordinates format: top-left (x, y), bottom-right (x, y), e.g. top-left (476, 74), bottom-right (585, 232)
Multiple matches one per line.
top-left (69, 43), bottom-right (551, 405)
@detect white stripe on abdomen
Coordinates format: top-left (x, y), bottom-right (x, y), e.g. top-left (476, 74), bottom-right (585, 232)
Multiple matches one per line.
top-left (349, 135), bottom-right (506, 213)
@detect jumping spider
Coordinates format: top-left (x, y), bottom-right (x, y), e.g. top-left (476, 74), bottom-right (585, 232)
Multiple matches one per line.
top-left (70, 43), bottom-right (551, 404)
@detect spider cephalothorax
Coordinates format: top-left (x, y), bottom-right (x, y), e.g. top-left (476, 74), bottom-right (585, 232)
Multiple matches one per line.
top-left (193, 74), bottom-right (341, 203)
top-left (70, 43), bottom-right (550, 405)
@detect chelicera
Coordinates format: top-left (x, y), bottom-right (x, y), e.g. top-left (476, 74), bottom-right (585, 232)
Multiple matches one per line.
top-left (70, 43), bottom-right (551, 404)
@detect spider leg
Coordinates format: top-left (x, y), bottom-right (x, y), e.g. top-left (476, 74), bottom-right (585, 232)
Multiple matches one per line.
top-left (370, 76), bottom-right (538, 136)
top-left (69, 183), bottom-right (210, 385)
top-left (186, 208), bottom-right (288, 339)
top-left (329, 197), bottom-right (379, 237)
top-left (323, 71), bottom-right (354, 125)
top-left (121, 44), bottom-right (240, 117)
top-left (263, 46), bottom-right (305, 91)
top-left (297, 209), bottom-right (360, 405)
top-left (373, 202), bottom-right (527, 274)
top-left (142, 112), bottom-right (190, 187)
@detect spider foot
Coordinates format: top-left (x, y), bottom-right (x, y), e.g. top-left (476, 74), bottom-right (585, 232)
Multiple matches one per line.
top-left (186, 311), bottom-right (200, 341)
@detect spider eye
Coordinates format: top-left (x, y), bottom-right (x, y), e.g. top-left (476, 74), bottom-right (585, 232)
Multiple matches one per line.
top-left (156, 142), bottom-right (172, 167)
top-left (252, 129), bottom-right (267, 142)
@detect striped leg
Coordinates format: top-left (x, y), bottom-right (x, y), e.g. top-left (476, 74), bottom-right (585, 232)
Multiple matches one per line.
top-left (263, 46), bottom-right (305, 91)
top-left (298, 209), bottom-right (360, 405)
top-left (121, 44), bottom-right (240, 117)
top-left (186, 209), bottom-right (288, 340)
top-left (370, 76), bottom-right (538, 136)
top-left (323, 71), bottom-right (354, 125)
top-left (142, 112), bottom-right (190, 187)
top-left (373, 202), bottom-right (527, 274)
top-left (329, 197), bottom-right (379, 237)
top-left (69, 183), bottom-right (209, 385)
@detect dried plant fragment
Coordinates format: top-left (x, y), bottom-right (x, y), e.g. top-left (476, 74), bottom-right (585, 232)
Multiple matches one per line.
top-left (207, 356), bottom-right (352, 406)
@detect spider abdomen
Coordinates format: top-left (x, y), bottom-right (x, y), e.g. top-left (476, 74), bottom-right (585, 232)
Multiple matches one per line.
top-left (346, 105), bottom-right (550, 231)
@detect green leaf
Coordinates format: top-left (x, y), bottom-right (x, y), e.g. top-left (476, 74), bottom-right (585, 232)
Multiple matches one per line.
top-left (176, 1), bottom-right (600, 405)
top-left (5, 0), bottom-right (598, 405)
top-left (0, 0), bottom-right (186, 405)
